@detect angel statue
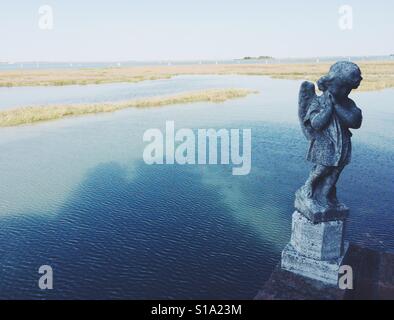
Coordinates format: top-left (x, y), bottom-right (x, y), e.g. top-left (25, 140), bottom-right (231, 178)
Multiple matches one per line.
top-left (296, 61), bottom-right (363, 223)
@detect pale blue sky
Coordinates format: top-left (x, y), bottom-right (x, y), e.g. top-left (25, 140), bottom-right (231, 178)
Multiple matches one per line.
top-left (1, 0), bottom-right (393, 61)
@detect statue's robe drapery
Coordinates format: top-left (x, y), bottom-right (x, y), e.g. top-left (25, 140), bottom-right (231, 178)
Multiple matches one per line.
top-left (304, 95), bottom-right (352, 167)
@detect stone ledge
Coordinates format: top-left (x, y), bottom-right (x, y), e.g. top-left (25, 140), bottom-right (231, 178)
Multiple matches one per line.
top-left (255, 243), bottom-right (394, 300)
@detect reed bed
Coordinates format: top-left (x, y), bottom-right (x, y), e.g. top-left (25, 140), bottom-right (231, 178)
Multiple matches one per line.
top-left (0, 88), bottom-right (258, 127)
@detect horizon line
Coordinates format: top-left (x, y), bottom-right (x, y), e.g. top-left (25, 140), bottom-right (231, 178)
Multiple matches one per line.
top-left (1, 54), bottom-right (393, 64)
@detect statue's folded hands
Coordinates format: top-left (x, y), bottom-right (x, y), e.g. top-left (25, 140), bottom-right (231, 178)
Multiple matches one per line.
top-left (334, 100), bottom-right (363, 129)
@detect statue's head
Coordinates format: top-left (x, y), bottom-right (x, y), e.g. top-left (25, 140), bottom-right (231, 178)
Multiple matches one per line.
top-left (317, 61), bottom-right (363, 100)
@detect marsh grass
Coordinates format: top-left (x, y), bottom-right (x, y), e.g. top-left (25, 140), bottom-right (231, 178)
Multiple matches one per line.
top-left (1, 61), bottom-right (394, 91)
top-left (0, 88), bottom-right (258, 127)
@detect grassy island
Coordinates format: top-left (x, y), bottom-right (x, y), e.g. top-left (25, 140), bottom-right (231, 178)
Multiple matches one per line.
top-left (0, 88), bottom-right (258, 127)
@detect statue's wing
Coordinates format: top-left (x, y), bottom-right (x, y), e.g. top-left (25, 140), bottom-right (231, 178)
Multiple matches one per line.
top-left (298, 81), bottom-right (317, 140)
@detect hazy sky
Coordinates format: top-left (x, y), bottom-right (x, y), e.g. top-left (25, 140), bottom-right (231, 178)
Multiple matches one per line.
top-left (1, 0), bottom-right (393, 61)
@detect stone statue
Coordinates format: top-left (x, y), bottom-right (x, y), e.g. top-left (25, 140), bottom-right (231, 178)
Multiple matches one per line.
top-left (295, 61), bottom-right (363, 223)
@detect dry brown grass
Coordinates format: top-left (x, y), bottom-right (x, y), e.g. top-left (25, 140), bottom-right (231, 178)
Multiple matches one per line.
top-left (1, 61), bottom-right (394, 91)
top-left (0, 88), bottom-right (257, 127)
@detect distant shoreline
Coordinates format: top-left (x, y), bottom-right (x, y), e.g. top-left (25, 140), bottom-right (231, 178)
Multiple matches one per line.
top-left (0, 88), bottom-right (258, 128)
top-left (1, 55), bottom-right (392, 67)
top-left (0, 61), bottom-right (393, 92)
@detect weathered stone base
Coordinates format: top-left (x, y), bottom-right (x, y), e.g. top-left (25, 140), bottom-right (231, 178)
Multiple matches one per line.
top-left (290, 211), bottom-right (345, 260)
top-left (281, 242), bottom-right (349, 286)
top-left (280, 211), bottom-right (348, 285)
top-left (256, 243), bottom-right (394, 300)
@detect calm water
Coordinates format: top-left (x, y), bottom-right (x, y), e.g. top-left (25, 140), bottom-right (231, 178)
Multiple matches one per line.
top-left (0, 75), bottom-right (393, 299)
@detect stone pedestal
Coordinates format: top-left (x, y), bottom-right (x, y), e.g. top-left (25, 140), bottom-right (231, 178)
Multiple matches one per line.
top-left (281, 211), bottom-right (348, 286)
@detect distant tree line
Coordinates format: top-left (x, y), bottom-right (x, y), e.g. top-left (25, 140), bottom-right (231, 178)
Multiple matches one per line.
top-left (242, 56), bottom-right (274, 60)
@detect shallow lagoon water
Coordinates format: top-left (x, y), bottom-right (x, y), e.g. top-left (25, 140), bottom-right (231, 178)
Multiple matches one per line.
top-left (0, 75), bottom-right (393, 299)
top-left (0, 75), bottom-right (256, 110)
